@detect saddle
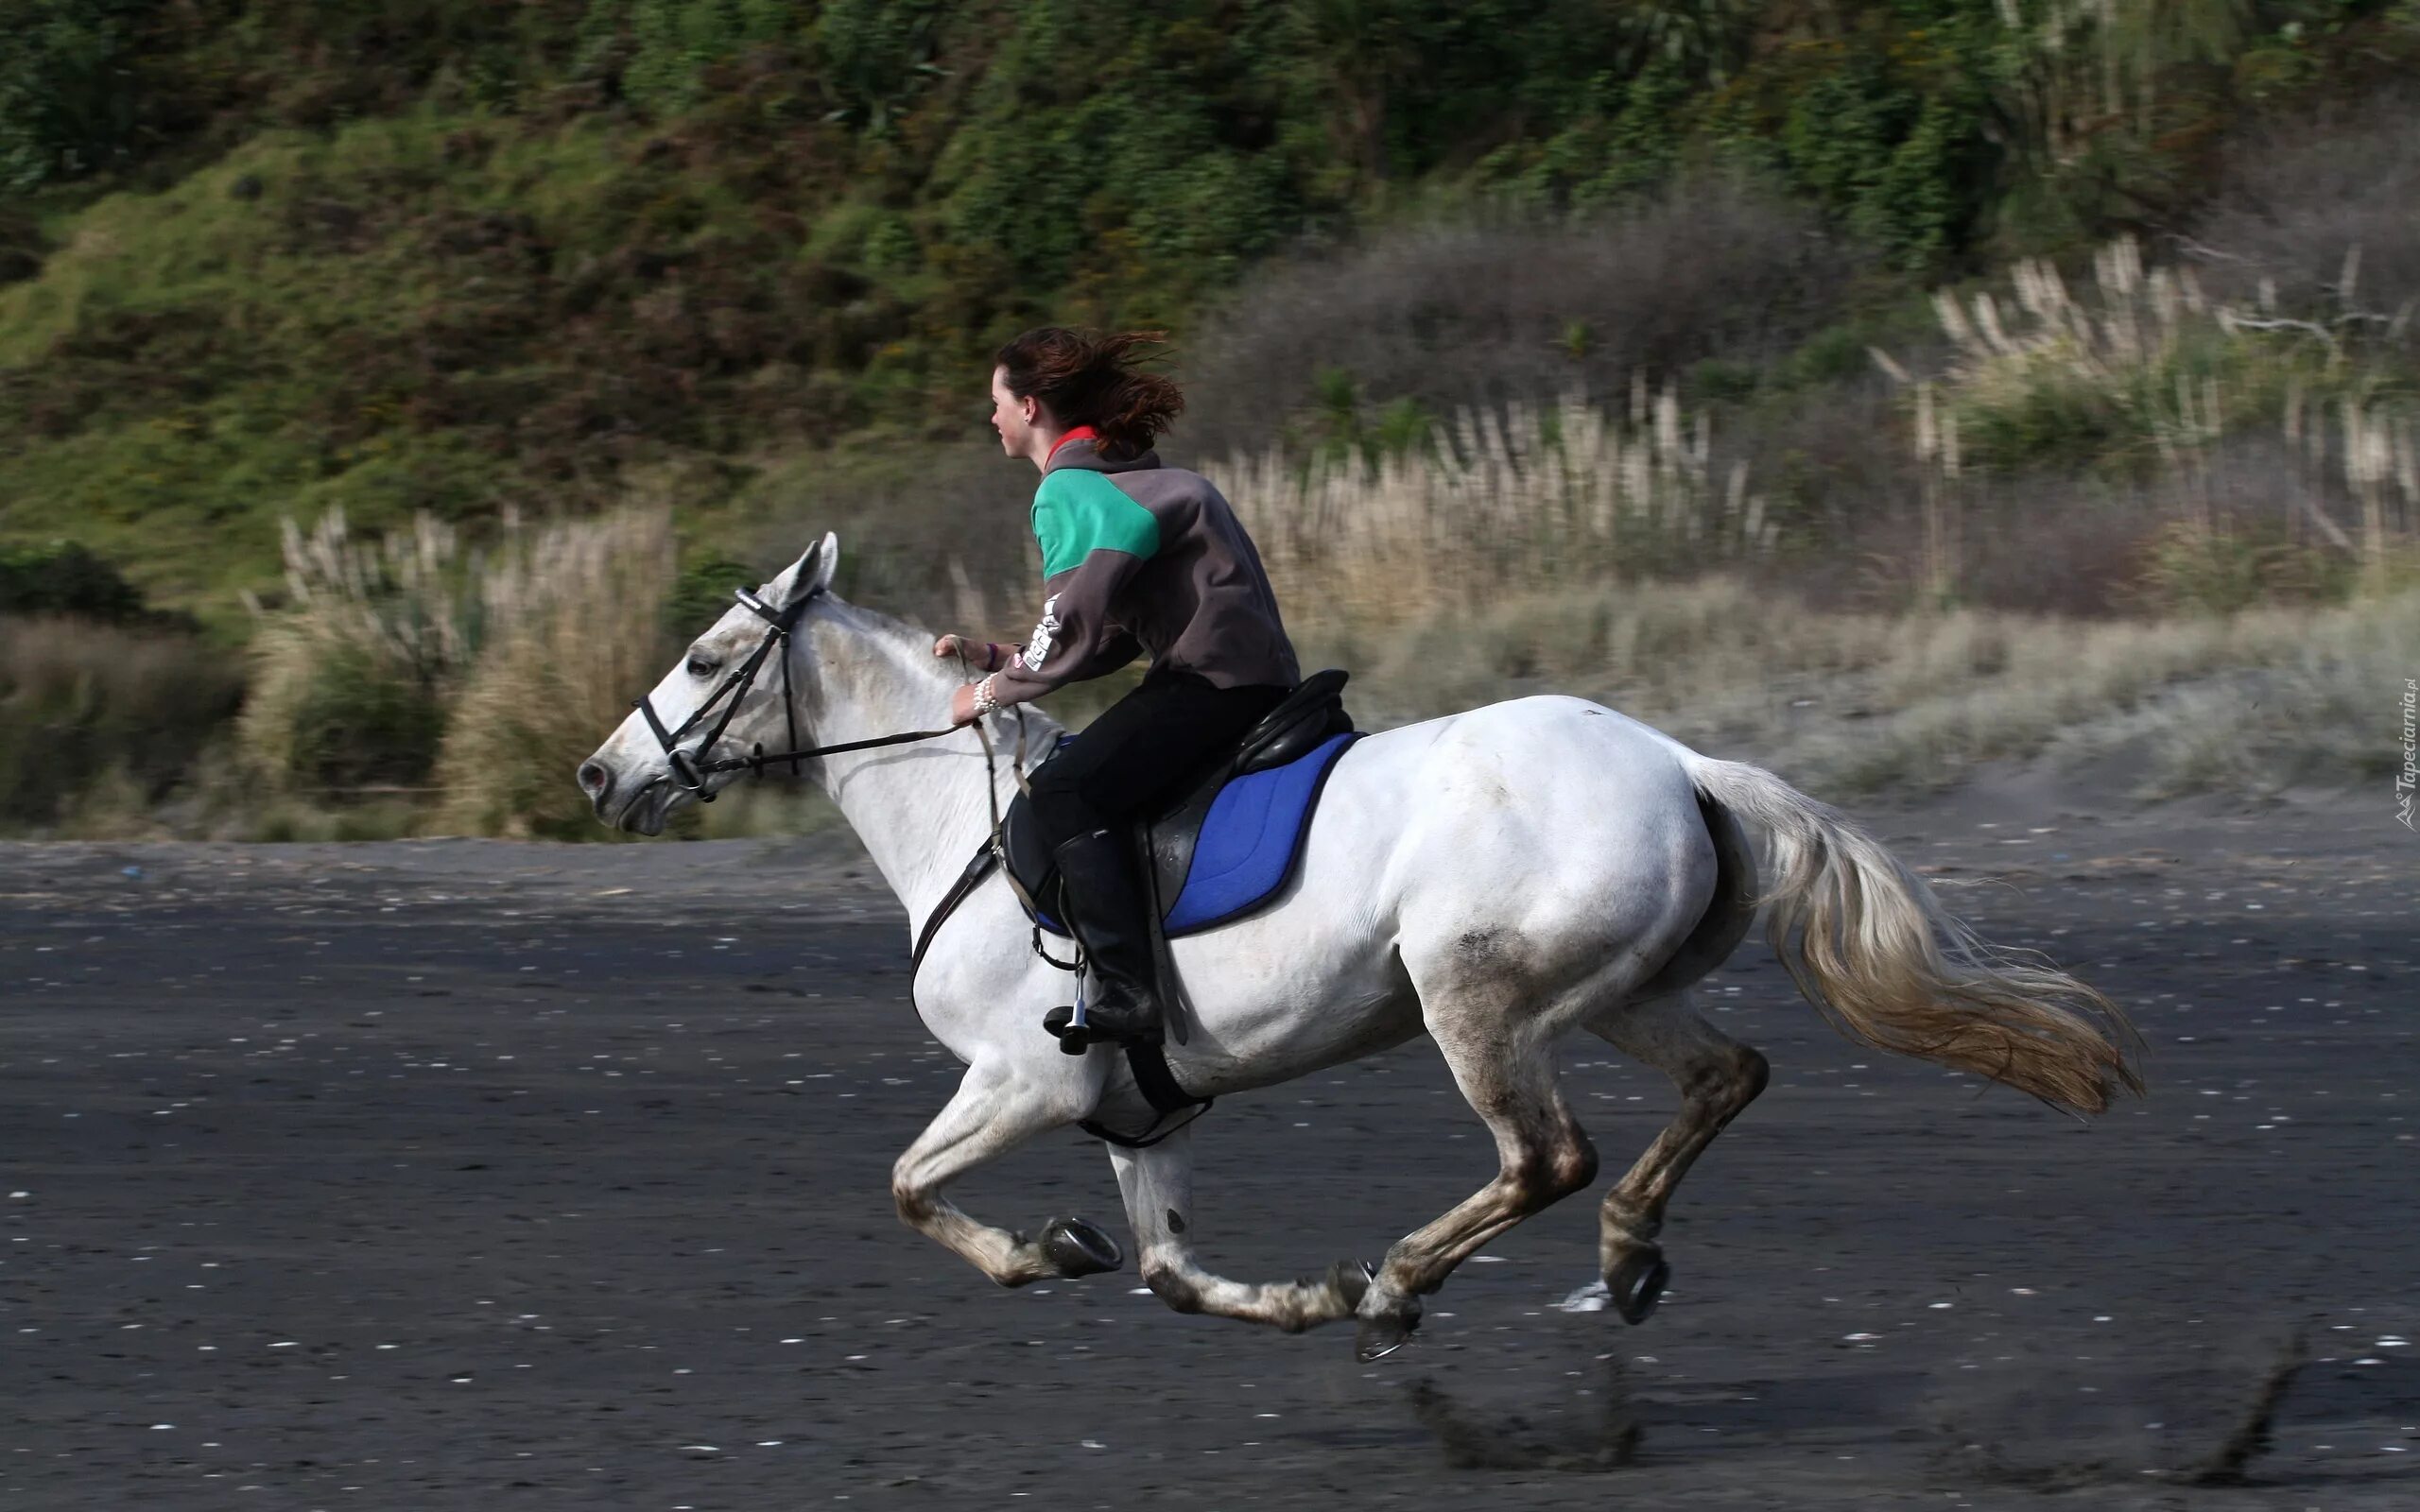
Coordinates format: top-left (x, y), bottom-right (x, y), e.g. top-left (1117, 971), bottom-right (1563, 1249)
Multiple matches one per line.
top-left (1000, 669), bottom-right (1358, 938)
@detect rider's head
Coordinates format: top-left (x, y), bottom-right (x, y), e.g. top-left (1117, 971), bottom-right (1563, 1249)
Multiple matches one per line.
top-left (990, 328), bottom-right (1184, 469)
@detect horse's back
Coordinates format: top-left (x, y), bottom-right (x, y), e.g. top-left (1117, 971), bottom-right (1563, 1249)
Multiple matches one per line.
top-left (1165, 693), bottom-right (1722, 1087)
top-left (1303, 694), bottom-right (1715, 932)
top-left (1338, 693), bottom-right (1706, 838)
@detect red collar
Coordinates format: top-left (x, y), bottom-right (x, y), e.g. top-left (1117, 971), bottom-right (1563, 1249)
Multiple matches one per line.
top-left (1046, 425), bottom-right (1100, 463)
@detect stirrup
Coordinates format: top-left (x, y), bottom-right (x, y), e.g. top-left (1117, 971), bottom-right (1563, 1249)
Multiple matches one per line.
top-left (1043, 992), bottom-right (1162, 1054)
top-left (1042, 1003), bottom-right (1094, 1056)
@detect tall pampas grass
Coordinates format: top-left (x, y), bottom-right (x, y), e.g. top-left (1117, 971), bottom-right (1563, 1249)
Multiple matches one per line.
top-left (432, 506), bottom-right (676, 838)
top-left (1209, 386), bottom-right (1772, 632)
top-left (238, 508), bottom-right (486, 789)
top-left (1876, 235), bottom-right (2417, 607)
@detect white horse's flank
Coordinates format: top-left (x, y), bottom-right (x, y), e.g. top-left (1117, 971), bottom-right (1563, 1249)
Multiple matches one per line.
top-left (579, 537), bottom-right (2141, 1359)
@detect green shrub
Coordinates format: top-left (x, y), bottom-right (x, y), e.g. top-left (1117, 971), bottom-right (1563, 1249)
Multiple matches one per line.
top-left (0, 540), bottom-right (153, 622)
top-left (605, 0), bottom-right (804, 117)
top-left (250, 631), bottom-right (447, 788)
top-left (0, 0), bottom-right (152, 192)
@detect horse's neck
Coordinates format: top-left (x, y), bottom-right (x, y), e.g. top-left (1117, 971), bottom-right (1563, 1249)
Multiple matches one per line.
top-left (800, 605), bottom-right (1055, 930)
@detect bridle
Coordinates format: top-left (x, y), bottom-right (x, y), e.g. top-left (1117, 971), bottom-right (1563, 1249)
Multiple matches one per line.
top-left (628, 578), bottom-right (1195, 1143)
top-left (631, 574), bottom-right (1076, 971)
top-left (631, 581), bottom-right (959, 800)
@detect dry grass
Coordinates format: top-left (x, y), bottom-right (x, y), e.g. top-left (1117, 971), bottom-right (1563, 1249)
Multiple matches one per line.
top-left (0, 616), bottom-right (244, 831)
top-left (233, 501), bottom-right (679, 835)
top-left (1210, 386), bottom-right (1772, 635)
top-left (1293, 566), bottom-right (2416, 802)
top-left (430, 506), bottom-right (678, 838)
top-left (237, 508), bottom-right (492, 789)
top-left (2131, 585), bottom-right (2420, 797)
top-left (1870, 235), bottom-right (2417, 612)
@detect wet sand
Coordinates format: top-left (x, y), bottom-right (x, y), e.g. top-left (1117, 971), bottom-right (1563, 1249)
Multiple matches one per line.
top-left (3, 777), bottom-right (2414, 1509)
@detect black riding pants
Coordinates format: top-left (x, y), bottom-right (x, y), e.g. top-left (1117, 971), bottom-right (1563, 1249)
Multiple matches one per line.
top-left (1026, 669), bottom-right (1291, 849)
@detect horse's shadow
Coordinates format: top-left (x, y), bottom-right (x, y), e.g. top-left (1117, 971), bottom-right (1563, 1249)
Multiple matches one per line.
top-left (1402, 1355), bottom-right (1644, 1471)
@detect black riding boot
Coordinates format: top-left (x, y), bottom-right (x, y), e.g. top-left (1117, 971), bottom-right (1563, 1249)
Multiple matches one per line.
top-left (1047, 828), bottom-right (1166, 1048)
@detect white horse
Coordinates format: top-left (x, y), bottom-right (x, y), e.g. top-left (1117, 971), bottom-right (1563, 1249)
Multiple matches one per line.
top-left (578, 536), bottom-right (2141, 1360)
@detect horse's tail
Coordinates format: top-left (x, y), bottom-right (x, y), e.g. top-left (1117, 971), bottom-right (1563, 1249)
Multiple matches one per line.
top-left (1678, 754), bottom-right (2144, 1116)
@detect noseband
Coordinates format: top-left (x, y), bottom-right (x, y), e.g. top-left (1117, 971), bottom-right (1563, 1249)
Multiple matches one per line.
top-left (631, 584), bottom-right (959, 800)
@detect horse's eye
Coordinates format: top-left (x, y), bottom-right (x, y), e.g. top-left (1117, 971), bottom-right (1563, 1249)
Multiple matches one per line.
top-left (686, 655), bottom-right (719, 678)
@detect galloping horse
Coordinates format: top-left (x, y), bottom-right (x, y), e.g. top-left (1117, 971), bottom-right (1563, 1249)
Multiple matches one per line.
top-left (577, 536), bottom-right (2141, 1361)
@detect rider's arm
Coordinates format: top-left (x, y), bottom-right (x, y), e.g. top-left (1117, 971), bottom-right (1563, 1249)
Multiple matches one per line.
top-left (985, 472), bottom-right (1157, 706)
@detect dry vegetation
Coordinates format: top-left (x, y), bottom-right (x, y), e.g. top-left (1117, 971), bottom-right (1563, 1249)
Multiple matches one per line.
top-left (431, 507), bottom-right (676, 839)
top-left (1180, 227), bottom-right (2416, 803)
top-left (48, 219), bottom-right (2414, 838)
top-left (16, 92), bottom-right (2420, 837)
top-left (0, 615), bottom-right (244, 832)
top-left (1211, 386), bottom-right (1773, 630)
top-left (216, 503), bottom-right (676, 838)
top-left (1174, 183), bottom-right (1856, 462)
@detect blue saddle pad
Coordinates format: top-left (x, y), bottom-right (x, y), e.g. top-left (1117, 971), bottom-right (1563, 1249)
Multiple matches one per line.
top-left (1030, 730), bottom-right (1359, 939)
top-left (1164, 731), bottom-right (1358, 933)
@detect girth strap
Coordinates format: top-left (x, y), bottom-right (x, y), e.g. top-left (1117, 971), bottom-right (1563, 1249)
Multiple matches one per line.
top-left (1081, 1041), bottom-right (1212, 1150)
top-left (910, 839), bottom-right (1212, 1151)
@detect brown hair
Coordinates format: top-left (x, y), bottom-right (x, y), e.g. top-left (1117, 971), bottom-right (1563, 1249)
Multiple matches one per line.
top-left (994, 327), bottom-right (1184, 456)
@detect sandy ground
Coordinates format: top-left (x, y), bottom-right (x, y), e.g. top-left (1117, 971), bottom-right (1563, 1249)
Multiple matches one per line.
top-left (2, 765), bottom-right (2414, 1510)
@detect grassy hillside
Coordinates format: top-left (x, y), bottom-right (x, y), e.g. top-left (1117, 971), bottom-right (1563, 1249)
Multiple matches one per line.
top-left (2, 1), bottom-right (2415, 838)
top-left (6, 0), bottom-right (2416, 626)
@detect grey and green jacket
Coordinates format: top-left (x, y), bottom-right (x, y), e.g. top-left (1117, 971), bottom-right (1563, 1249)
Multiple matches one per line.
top-left (989, 436), bottom-right (1300, 705)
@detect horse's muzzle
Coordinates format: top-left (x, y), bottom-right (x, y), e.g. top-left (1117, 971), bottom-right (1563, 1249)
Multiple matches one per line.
top-left (578, 759), bottom-right (614, 813)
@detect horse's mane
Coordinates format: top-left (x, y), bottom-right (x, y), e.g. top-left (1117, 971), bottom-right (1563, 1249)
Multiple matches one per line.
top-left (811, 593), bottom-right (1067, 745)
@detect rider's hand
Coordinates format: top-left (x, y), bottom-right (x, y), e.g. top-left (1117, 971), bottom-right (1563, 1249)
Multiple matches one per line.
top-left (948, 681), bottom-right (982, 728)
top-left (933, 634), bottom-right (1001, 669)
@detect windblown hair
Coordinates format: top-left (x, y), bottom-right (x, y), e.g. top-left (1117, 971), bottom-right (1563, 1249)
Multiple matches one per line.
top-left (994, 327), bottom-right (1184, 457)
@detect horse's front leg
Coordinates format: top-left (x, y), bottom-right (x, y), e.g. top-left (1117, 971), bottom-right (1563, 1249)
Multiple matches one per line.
top-left (892, 1063), bottom-right (1125, 1287)
top-left (1108, 1125), bottom-right (1371, 1332)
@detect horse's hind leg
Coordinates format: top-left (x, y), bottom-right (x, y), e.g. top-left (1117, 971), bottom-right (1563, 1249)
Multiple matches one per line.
top-left (1106, 1126), bottom-right (1371, 1332)
top-left (1355, 963), bottom-right (1599, 1361)
top-left (1584, 988), bottom-right (1769, 1324)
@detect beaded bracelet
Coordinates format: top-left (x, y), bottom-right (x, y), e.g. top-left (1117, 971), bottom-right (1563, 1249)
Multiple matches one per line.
top-left (971, 674), bottom-right (1001, 717)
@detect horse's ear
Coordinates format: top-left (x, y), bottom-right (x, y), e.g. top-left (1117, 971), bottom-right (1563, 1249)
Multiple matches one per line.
top-left (770, 531), bottom-right (840, 609)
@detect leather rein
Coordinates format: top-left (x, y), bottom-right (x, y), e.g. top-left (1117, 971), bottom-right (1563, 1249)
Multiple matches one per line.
top-left (630, 583), bottom-right (1197, 1146)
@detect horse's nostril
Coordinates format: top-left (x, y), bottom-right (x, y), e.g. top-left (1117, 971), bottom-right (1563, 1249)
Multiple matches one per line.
top-left (578, 761), bottom-right (610, 796)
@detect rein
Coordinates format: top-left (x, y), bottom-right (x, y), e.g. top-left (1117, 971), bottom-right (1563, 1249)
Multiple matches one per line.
top-left (632, 580), bottom-right (1059, 973)
top-left (631, 582), bottom-right (1194, 1146)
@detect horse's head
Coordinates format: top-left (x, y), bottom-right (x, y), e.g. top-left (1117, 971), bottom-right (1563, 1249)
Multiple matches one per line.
top-left (577, 531), bottom-right (838, 834)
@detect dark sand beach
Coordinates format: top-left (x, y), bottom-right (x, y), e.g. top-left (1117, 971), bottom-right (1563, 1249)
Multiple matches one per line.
top-left (4, 774), bottom-right (2413, 1509)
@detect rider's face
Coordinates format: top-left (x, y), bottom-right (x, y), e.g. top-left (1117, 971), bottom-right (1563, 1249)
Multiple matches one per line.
top-left (990, 367), bottom-right (1035, 458)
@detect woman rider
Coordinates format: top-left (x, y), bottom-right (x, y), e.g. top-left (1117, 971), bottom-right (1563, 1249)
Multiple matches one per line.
top-left (933, 328), bottom-right (1301, 1049)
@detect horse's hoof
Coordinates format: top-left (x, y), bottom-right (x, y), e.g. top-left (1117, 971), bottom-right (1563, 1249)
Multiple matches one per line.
top-left (1608, 1249), bottom-right (1669, 1325)
top-left (1355, 1308), bottom-right (1420, 1362)
top-left (1325, 1259), bottom-right (1377, 1314)
top-left (1041, 1216), bottom-right (1123, 1277)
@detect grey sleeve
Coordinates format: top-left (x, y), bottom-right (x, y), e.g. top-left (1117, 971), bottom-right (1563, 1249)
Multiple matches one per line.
top-left (987, 550), bottom-right (1147, 703)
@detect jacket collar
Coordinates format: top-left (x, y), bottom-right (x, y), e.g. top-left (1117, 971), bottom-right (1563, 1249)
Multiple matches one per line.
top-left (1043, 434), bottom-right (1162, 476)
